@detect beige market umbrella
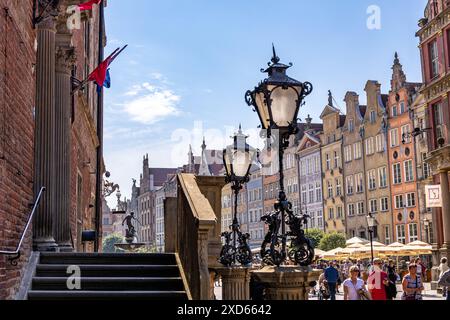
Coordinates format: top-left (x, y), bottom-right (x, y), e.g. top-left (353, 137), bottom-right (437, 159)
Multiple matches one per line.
top-left (346, 237), bottom-right (369, 245)
top-left (322, 247), bottom-right (344, 260)
top-left (407, 240), bottom-right (430, 247)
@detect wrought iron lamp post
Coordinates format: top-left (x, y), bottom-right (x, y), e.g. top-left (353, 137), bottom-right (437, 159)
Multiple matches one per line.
top-left (245, 45), bottom-right (314, 267)
top-left (366, 212), bottom-right (376, 263)
top-left (219, 126), bottom-right (257, 267)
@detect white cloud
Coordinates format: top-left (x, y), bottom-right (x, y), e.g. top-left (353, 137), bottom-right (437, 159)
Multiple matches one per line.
top-left (123, 83), bottom-right (181, 124)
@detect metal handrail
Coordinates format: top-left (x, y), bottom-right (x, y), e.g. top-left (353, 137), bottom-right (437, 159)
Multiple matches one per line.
top-left (0, 187), bottom-right (46, 265)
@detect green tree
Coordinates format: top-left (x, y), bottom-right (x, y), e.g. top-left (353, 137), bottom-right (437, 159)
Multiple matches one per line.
top-left (102, 233), bottom-right (125, 253)
top-left (305, 228), bottom-right (325, 248)
top-left (319, 232), bottom-right (346, 251)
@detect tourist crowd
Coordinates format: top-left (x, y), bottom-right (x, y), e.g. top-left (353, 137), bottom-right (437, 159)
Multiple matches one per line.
top-left (313, 256), bottom-right (450, 301)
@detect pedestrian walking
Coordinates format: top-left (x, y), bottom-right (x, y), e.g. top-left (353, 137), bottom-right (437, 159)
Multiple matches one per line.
top-left (415, 257), bottom-right (427, 281)
top-left (367, 258), bottom-right (389, 300)
top-left (324, 261), bottom-right (340, 300)
top-left (386, 259), bottom-right (398, 300)
top-left (343, 266), bottom-right (368, 300)
top-left (437, 268), bottom-right (450, 301)
top-left (401, 263), bottom-right (424, 300)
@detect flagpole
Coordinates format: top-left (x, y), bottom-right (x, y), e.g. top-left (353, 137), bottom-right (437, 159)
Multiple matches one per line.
top-left (94, 0), bottom-right (104, 252)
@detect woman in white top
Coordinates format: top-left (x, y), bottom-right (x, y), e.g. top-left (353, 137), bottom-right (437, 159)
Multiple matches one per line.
top-left (343, 266), bottom-right (367, 300)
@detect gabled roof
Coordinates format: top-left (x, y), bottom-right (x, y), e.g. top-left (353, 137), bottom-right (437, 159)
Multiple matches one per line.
top-left (357, 106), bottom-right (365, 120)
top-left (339, 115), bottom-right (346, 127)
top-left (320, 104), bottom-right (341, 119)
top-left (149, 168), bottom-right (179, 188)
top-left (296, 131), bottom-right (321, 153)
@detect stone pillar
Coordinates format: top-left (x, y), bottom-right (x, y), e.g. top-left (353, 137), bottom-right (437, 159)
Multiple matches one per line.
top-left (439, 170), bottom-right (450, 254)
top-left (53, 45), bottom-right (75, 250)
top-left (216, 267), bottom-right (251, 300)
top-left (251, 266), bottom-right (320, 300)
top-left (33, 18), bottom-right (57, 251)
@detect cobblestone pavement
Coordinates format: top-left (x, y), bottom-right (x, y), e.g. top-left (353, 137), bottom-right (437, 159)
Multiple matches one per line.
top-left (214, 284), bottom-right (446, 301)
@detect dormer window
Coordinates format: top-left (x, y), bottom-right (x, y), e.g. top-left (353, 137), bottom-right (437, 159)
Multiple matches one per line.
top-left (400, 102), bottom-right (405, 114)
top-left (392, 105), bottom-right (398, 117)
top-left (349, 119), bottom-right (354, 132)
top-left (370, 110), bottom-right (376, 123)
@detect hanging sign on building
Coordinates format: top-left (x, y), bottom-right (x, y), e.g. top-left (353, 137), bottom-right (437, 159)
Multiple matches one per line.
top-left (425, 185), bottom-right (442, 208)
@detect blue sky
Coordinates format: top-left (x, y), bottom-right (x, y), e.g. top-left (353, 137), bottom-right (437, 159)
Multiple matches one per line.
top-left (103, 0), bottom-right (427, 204)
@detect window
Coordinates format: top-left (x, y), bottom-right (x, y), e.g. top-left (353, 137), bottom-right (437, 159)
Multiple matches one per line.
top-left (317, 210), bottom-right (323, 229)
top-left (356, 173), bottom-right (364, 193)
top-left (357, 202), bottom-right (365, 215)
top-left (328, 208), bottom-right (334, 220)
top-left (395, 195), bottom-right (404, 209)
top-left (401, 124), bottom-right (411, 144)
top-left (346, 176), bottom-right (354, 195)
top-left (366, 137), bottom-right (374, 155)
top-left (392, 105), bottom-right (398, 117)
top-left (397, 225), bottom-right (406, 244)
top-left (406, 193), bottom-right (416, 207)
top-left (349, 119), bottom-right (354, 132)
top-left (337, 206), bottom-right (343, 219)
top-left (370, 110), bottom-right (376, 123)
top-left (327, 180), bottom-right (333, 198)
top-left (409, 223), bottom-right (418, 242)
top-left (301, 186), bottom-right (307, 204)
top-left (393, 163), bottom-right (402, 184)
top-left (378, 167), bottom-right (387, 188)
top-left (354, 142), bottom-right (362, 159)
top-left (334, 151), bottom-right (340, 168)
top-left (380, 197), bottom-right (389, 212)
top-left (404, 160), bottom-right (414, 182)
top-left (315, 156), bottom-right (320, 173)
top-left (422, 153), bottom-right (430, 179)
top-left (376, 134), bottom-right (385, 152)
top-left (390, 129), bottom-right (399, 147)
top-left (326, 154), bottom-right (331, 170)
top-left (348, 203), bottom-right (355, 217)
top-left (429, 39), bottom-right (439, 79)
top-left (344, 145), bottom-right (352, 162)
top-left (368, 170), bottom-right (376, 190)
top-left (400, 101), bottom-right (406, 114)
top-left (336, 178), bottom-right (342, 196)
top-left (308, 184), bottom-right (314, 204)
top-left (385, 225), bottom-right (391, 245)
top-left (310, 211), bottom-right (315, 228)
top-left (315, 182), bottom-right (322, 202)
top-left (370, 199), bottom-right (378, 213)
top-left (433, 103), bottom-right (444, 140)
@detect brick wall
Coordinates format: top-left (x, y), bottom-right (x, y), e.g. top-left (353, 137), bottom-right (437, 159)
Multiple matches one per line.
top-left (0, 0), bottom-right (36, 300)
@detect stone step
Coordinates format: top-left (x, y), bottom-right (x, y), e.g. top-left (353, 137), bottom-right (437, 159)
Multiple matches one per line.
top-left (27, 290), bottom-right (188, 300)
top-left (32, 277), bottom-right (185, 291)
top-left (35, 264), bottom-right (180, 277)
top-left (39, 253), bottom-right (176, 265)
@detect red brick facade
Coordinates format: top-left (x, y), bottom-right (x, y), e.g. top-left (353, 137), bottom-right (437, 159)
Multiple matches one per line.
top-left (0, 0), bottom-right (36, 300)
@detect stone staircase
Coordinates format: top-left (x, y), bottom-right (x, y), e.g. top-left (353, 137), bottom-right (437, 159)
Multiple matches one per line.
top-left (27, 252), bottom-right (191, 300)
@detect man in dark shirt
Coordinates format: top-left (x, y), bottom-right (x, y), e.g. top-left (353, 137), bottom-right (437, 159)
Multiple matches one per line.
top-left (324, 261), bottom-right (340, 300)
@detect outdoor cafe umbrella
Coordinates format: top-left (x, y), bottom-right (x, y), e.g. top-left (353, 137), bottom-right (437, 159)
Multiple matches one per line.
top-left (346, 237), bottom-right (369, 245)
top-left (322, 247), bottom-right (344, 260)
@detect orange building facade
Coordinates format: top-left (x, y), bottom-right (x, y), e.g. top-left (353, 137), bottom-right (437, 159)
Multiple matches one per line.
top-left (387, 54), bottom-right (423, 243)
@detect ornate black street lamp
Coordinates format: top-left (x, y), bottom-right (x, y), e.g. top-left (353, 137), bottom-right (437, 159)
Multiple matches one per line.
top-left (219, 126), bottom-right (258, 267)
top-left (366, 212), bottom-right (376, 263)
top-left (245, 45), bottom-right (314, 266)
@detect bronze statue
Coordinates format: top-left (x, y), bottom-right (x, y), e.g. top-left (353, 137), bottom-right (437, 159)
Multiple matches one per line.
top-left (121, 212), bottom-right (142, 242)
